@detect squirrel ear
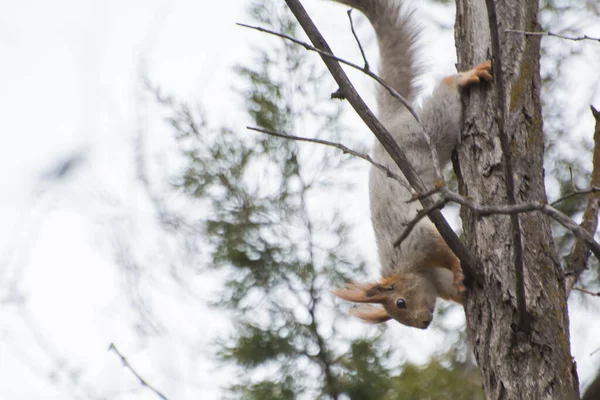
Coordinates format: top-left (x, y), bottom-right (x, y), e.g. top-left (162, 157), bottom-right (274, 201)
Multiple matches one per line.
top-left (350, 305), bottom-right (391, 324)
top-left (334, 282), bottom-right (391, 304)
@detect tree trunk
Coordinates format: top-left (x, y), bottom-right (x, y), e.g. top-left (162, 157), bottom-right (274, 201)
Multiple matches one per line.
top-left (454, 0), bottom-right (580, 398)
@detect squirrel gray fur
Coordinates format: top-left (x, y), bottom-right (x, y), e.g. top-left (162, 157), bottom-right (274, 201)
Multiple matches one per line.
top-left (332, 0), bottom-right (492, 329)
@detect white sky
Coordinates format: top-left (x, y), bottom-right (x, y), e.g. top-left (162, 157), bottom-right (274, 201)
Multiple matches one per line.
top-left (1, 0), bottom-right (599, 399)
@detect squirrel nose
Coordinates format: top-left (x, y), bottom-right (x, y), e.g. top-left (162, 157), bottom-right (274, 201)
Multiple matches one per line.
top-left (422, 316), bottom-right (433, 329)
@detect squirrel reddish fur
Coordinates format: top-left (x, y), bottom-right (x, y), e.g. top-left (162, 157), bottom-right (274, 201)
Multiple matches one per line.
top-left (332, 0), bottom-right (492, 329)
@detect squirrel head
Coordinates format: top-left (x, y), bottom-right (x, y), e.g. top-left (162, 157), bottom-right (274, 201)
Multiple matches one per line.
top-left (334, 274), bottom-right (438, 329)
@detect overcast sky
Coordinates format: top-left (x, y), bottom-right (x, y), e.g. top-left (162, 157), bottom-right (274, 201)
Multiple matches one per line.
top-left (1, 0), bottom-right (599, 399)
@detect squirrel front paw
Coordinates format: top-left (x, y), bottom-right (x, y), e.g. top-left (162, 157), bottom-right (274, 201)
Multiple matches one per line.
top-left (450, 263), bottom-right (466, 304)
top-left (452, 280), bottom-right (466, 304)
top-left (456, 60), bottom-right (493, 87)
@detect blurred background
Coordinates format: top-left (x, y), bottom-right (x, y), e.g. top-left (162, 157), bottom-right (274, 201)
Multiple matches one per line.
top-left (1, 0), bottom-right (599, 398)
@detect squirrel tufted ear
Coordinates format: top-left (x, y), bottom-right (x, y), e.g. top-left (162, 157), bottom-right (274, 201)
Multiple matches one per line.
top-left (350, 305), bottom-right (391, 324)
top-left (334, 282), bottom-right (391, 304)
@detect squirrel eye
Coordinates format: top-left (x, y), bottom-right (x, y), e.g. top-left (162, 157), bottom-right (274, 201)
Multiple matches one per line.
top-left (396, 299), bottom-right (407, 309)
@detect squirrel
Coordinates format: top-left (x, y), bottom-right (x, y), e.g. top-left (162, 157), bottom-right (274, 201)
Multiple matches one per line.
top-left (331, 0), bottom-right (492, 329)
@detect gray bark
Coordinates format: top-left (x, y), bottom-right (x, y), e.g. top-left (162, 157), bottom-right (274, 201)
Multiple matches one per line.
top-left (454, 0), bottom-right (580, 398)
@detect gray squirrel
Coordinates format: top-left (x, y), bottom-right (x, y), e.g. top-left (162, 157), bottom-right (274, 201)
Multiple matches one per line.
top-left (331, 0), bottom-right (492, 329)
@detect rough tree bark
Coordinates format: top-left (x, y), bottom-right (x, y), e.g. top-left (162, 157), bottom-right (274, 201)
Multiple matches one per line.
top-left (454, 0), bottom-right (580, 398)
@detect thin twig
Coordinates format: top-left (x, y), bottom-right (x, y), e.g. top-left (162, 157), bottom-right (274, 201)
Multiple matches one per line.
top-left (237, 22), bottom-right (419, 122)
top-left (246, 126), bottom-right (411, 190)
top-left (505, 29), bottom-right (600, 43)
top-left (282, 0), bottom-right (479, 283)
top-left (407, 186), bottom-right (441, 203)
top-left (395, 183), bottom-right (600, 257)
top-left (393, 198), bottom-right (448, 247)
top-left (569, 167), bottom-right (576, 193)
top-left (108, 343), bottom-right (169, 400)
top-left (344, 8), bottom-right (442, 182)
top-left (485, 0), bottom-right (529, 332)
top-left (437, 187), bottom-right (600, 261)
top-left (565, 105), bottom-right (600, 296)
top-left (442, 189), bottom-right (543, 216)
top-left (573, 287), bottom-right (600, 297)
top-left (347, 9), bottom-right (369, 71)
top-left (239, 19), bottom-right (445, 185)
top-left (551, 187), bottom-right (600, 206)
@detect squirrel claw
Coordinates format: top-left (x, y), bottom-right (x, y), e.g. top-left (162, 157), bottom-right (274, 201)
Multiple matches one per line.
top-left (451, 283), bottom-right (466, 304)
top-left (456, 60), bottom-right (493, 87)
top-left (451, 266), bottom-right (466, 304)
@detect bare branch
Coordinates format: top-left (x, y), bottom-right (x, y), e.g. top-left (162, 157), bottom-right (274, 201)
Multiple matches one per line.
top-left (407, 186), bottom-right (441, 203)
top-left (442, 189), bottom-right (538, 215)
top-left (438, 187), bottom-right (600, 262)
top-left (108, 343), bottom-right (169, 400)
top-left (485, 0), bottom-right (529, 332)
top-left (246, 126), bottom-right (411, 190)
top-left (393, 198), bottom-right (448, 248)
top-left (505, 29), bottom-right (600, 43)
top-left (569, 167), bottom-right (575, 193)
top-left (237, 20), bottom-right (445, 182)
top-left (347, 9), bottom-right (369, 71)
top-left (236, 22), bottom-right (418, 122)
top-left (544, 205), bottom-right (600, 260)
top-left (551, 187), bottom-right (600, 206)
top-left (565, 105), bottom-right (600, 296)
top-left (573, 287), bottom-right (600, 297)
top-left (282, 0), bottom-right (479, 283)
top-left (396, 182), bottom-right (600, 265)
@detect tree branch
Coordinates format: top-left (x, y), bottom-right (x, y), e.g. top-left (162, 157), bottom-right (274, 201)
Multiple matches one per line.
top-left (347, 8), bottom-right (444, 182)
top-left (484, 0), bottom-right (529, 333)
top-left (108, 343), bottom-right (169, 400)
top-left (565, 105), bottom-right (600, 296)
top-left (573, 287), bottom-right (600, 297)
top-left (238, 20), bottom-right (444, 182)
top-left (393, 184), bottom-right (600, 263)
top-left (246, 126), bottom-right (411, 190)
top-left (393, 198), bottom-right (448, 248)
top-left (282, 0), bottom-right (478, 283)
top-left (347, 9), bottom-right (369, 71)
top-left (551, 187), bottom-right (600, 206)
top-left (237, 22), bottom-right (418, 122)
top-left (505, 29), bottom-right (600, 43)
top-left (438, 187), bottom-right (600, 261)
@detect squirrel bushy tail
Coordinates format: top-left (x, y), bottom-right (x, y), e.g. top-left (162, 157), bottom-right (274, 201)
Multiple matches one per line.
top-left (332, 0), bottom-right (420, 117)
